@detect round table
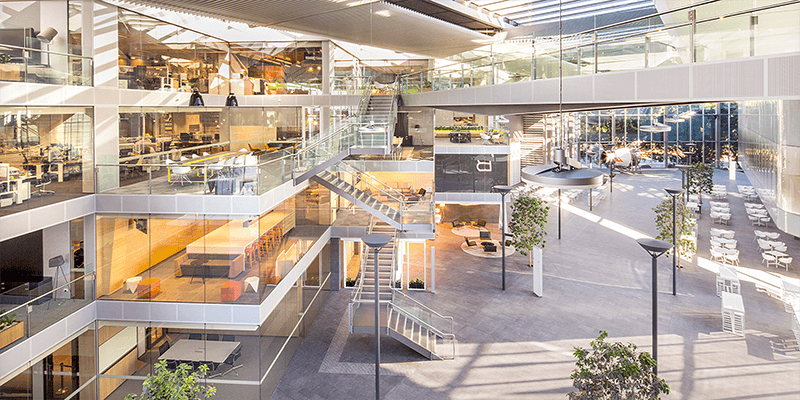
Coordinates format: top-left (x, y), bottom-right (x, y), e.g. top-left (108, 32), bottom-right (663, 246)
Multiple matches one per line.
top-left (460, 240), bottom-right (515, 258)
top-left (451, 226), bottom-right (482, 237)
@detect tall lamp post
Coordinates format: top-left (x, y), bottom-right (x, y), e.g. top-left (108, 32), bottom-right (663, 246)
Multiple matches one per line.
top-left (362, 233), bottom-right (392, 400)
top-left (636, 238), bottom-right (673, 375)
top-left (493, 185), bottom-right (513, 291)
top-left (664, 188), bottom-right (685, 296)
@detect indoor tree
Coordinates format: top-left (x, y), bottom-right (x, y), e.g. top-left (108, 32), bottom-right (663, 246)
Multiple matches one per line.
top-left (125, 360), bottom-right (216, 400)
top-left (687, 162), bottom-right (714, 202)
top-left (508, 195), bottom-right (549, 267)
top-left (653, 197), bottom-right (697, 266)
top-left (568, 331), bottom-right (670, 400)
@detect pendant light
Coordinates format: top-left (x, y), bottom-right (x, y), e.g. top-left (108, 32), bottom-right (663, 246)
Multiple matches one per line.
top-left (189, 88), bottom-right (205, 106)
top-left (225, 93), bottom-right (239, 107)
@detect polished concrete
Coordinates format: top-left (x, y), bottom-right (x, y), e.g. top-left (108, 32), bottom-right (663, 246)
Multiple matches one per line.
top-left (272, 168), bottom-right (799, 400)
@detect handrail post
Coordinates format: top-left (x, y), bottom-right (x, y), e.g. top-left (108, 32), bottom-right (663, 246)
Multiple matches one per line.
top-left (592, 32), bottom-right (598, 74)
top-left (689, 9), bottom-right (696, 63)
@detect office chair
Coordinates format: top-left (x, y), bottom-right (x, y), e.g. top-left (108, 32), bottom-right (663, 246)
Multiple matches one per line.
top-left (32, 174), bottom-right (55, 196)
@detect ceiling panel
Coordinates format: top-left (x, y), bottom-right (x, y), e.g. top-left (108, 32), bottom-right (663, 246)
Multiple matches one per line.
top-left (122, 0), bottom-right (491, 58)
top-left (472, 0), bottom-right (656, 26)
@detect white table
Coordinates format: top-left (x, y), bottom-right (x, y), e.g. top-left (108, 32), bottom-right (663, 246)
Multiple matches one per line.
top-left (721, 292), bottom-right (745, 336)
top-left (158, 339), bottom-right (240, 363)
top-left (716, 265), bottom-right (740, 297)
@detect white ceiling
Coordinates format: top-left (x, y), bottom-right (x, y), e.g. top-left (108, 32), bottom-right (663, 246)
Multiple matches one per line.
top-left (121, 0), bottom-right (492, 58)
top-left (471, 0), bottom-right (657, 26)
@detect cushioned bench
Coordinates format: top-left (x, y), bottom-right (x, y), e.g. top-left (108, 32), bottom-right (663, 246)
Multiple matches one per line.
top-left (221, 280), bottom-right (241, 302)
top-left (137, 278), bottom-right (161, 299)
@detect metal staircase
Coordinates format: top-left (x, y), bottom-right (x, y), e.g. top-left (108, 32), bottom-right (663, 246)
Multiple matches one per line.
top-left (293, 78), bottom-right (398, 183)
top-left (348, 221), bottom-right (456, 360)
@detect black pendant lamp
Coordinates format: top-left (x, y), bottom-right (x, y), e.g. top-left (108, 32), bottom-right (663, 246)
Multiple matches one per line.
top-left (225, 92), bottom-right (239, 107)
top-left (189, 88), bottom-right (205, 106)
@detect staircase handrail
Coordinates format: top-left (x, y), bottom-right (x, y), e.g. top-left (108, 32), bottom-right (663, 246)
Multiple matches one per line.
top-left (292, 120), bottom-right (358, 176)
top-left (334, 164), bottom-right (406, 209)
top-left (390, 288), bottom-right (454, 337)
top-left (357, 76), bottom-right (375, 116)
top-left (351, 215), bottom-right (375, 303)
top-left (339, 161), bottom-right (407, 202)
top-left (390, 302), bottom-right (455, 342)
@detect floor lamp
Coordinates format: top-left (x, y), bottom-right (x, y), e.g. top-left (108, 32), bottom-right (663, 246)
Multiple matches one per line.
top-left (636, 238), bottom-right (673, 375)
top-left (362, 233), bottom-right (392, 400)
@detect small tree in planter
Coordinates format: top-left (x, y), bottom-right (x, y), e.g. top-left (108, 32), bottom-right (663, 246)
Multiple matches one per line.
top-left (508, 196), bottom-right (549, 268)
top-left (653, 198), bottom-right (697, 266)
top-left (687, 162), bottom-right (713, 203)
top-left (568, 331), bottom-right (670, 400)
top-left (125, 360), bottom-right (215, 400)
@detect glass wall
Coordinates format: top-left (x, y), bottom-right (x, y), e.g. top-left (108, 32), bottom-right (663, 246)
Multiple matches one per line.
top-left (0, 326), bottom-right (96, 400)
top-left (570, 103), bottom-right (738, 167)
top-left (96, 251), bottom-right (330, 399)
top-left (0, 106), bottom-right (93, 217)
top-left (95, 186), bottom-right (330, 304)
top-left (118, 8), bottom-right (326, 95)
top-left (435, 154), bottom-right (508, 193)
top-left (107, 106), bottom-right (300, 196)
top-left (739, 100), bottom-right (799, 219)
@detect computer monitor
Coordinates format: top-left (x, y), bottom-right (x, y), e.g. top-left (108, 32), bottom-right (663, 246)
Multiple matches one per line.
top-left (0, 163), bottom-right (9, 182)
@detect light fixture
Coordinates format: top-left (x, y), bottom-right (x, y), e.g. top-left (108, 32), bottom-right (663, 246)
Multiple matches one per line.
top-left (189, 88), bottom-right (205, 106)
top-left (495, 115), bottom-right (509, 124)
top-left (36, 27), bottom-right (58, 44)
top-left (636, 237), bottom-right (673, 375)
top-left (678, 110), bottom-right (697, 119)
top-left (225, 93), bottom-right (238, 107)
top-left (639, 122), bottom-right (671, 133)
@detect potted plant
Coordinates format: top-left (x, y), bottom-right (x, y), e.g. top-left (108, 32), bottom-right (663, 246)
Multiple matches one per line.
top-left (569, 331), bottom-right (669, 400)
top-left (126, 360), bottom-right (215, 400)
top-left (653, 198), bottom-right (697, 266)
top-left (0, 310), bottom-right (24, 349)
top-left (345, 277), bottom-right (357, 287)
top-left (508, 196), bottom-right (549, 296)
top-left (687, 162), bottom-right (713, 203)
top-left (408, 279), bottom-right (425, 290)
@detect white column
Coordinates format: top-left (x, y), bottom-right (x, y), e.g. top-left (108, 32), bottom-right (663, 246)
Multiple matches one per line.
top-left (430, 246), bottom-right (435, 294)
top-left (92, 1), bottom-right (120, 192)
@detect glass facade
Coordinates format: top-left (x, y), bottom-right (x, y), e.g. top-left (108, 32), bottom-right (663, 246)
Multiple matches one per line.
top-left (0, 106), bottom-right (94, 217)
top-left (95, 185), bottom-right (330, 304)
top-left (739, 100), bottom-right (800, 222)
top-left (568, 103), bottom-right (738, 167)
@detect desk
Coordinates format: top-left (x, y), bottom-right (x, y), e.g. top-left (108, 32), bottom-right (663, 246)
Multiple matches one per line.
top-left (448, 131), bottom-right (471, 143)
top-left (721, 292), bottom-right (745, 335)
top-left (158, 339), bottom-right (240, 364)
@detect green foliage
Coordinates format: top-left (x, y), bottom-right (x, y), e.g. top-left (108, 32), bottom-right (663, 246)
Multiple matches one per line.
top-left (0, 310), bottom-right (17, 329)
top-left (0, 53), bottom-right (11, 64)
top-left (345, 277), bottom-right (357, 287)
top-left (508, 196), bottom-right (549, 267)
top-left (569, 331), bottom-right (670, 400)
top-left (409, 279), bottom-right (425, 289)
top-left (125, 360), bottom-right (215, 400)
top-left (687, 162), bottom-right (713, 197)
top-left (652, 198), bottom-right (697, 262)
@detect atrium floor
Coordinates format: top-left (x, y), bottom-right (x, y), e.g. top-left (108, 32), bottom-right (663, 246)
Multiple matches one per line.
top-left (273, 168), bottom-right (800, 400)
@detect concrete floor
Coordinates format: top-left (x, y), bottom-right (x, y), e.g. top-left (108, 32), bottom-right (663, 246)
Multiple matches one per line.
top-left (272, 168), bottom-right (800, 400)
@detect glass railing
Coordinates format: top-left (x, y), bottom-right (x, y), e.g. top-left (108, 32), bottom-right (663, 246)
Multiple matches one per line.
top-left (0, 270), bottom-right (96, 355)
top-left (0, 43), bottom-right (92, 86)
top-left (401, 0), bottom-right (800, 93)
top-left (97, 148), bottom-right (293, 195)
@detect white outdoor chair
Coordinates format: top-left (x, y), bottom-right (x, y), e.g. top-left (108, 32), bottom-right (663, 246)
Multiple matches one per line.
top-left (170, 165), bottom-right (192, 186)
top-left (480, 132), bottom-right (492, 145)
top-left (723, 240), bottom-right (737, 249)
top-left (777, 257), bottom-right (792, 271)
top-left (762, 252), bottom-right (777, 268)
top-left (203, 152), bottom-right (210, 156)
top-left (765, 232), bottom-right (780, 240)
top-left (772, 244), bottom-right (788, 253)
top-left (748, 215), bottom-right (761, 225)
top-left (180, 156), bottom-right (189, 162)
top-left (759, 217), bottom-right (771, 226)
top-left (724, 250), bottom-right (739, 266)
top-left (757, 239), bottom-right (773, 253)
top-left (754, 230), bottom-right (768, 241)
top-left (710, 248), bottom-right (726, 263)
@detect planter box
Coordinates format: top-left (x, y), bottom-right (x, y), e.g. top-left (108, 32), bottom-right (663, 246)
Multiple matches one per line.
top-left (0, 321), bottom-right (25, 349)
